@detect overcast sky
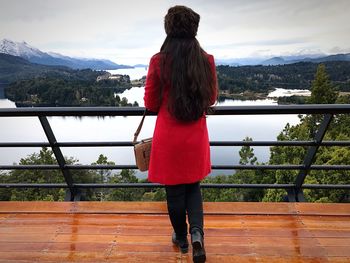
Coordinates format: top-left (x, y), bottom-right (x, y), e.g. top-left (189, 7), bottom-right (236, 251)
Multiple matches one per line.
top-left (0, 0), bottom-right (349, 64)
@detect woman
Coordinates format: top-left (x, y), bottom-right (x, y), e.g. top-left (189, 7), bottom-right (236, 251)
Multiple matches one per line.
top-left (144, 5), bottom-right (217, 263)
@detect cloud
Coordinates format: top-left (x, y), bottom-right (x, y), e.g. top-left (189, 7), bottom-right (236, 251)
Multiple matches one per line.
top-left (328, 46), bottom-right (350, 54)
top-left (206, 38), bottom-right (307, 49)
top-left (0, 0), bottom-right (349, 63)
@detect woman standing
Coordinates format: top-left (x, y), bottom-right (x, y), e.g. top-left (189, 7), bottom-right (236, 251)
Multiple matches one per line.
top-left (144, 5), bottom-right (217, 263)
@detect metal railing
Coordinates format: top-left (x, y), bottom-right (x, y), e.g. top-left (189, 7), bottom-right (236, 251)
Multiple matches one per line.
top-left (0, 105), bottom-right (350, 202)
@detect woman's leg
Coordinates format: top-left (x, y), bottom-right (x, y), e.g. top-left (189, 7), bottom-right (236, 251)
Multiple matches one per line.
top-left (165, 184), bottom-right (188, 238)
top-left (186, 182), bottom-right (206, 262)
top-left (185, 182), bottom-right (204, 235)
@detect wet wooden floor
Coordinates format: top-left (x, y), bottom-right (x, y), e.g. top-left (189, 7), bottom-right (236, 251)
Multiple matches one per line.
top-left (0, 201), bottom-right (349, 262)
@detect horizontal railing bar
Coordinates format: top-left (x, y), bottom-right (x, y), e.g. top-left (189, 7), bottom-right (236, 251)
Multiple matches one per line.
top-left (0, 165), bottom-right (60, 170)
top-left (73, 183), bottom-right (295, 189)
top-left (1, 164), bottom-right (349, 171)
top-left (75, 183), bottom-right (162, 188)
top-left (302, 184), bottom-right (350, 189)
top-left (65, 164), bottom-right (305, 170)
top-left (1, 105), bottom-right (350, 117)
top-left (0, 183), bottom-right (294, 189)
top-left (1, 141), bottom-right (349, 148)
top-left (211, 165), bottom-right (303, 170)
top-left (1, 183), bottom-right (349, 190)
top-left (65, 165), bottom-right (137, 170)
top-left (203, 184), bottom-right (294, 189)
top-left (321, 141), bottom-right (350, 146)
top-left (310, 165), bottom-right (350, 170)
top-left (211, 141), bottom-right (350, 146)
top-left (212, 105), bottom-right (350, 115)
top-left (0, 142), bottom-right (50, 147)
top-left (0, 142), bottom-right (133, 147)
top-left (0, 183), bottom-right (68, 188)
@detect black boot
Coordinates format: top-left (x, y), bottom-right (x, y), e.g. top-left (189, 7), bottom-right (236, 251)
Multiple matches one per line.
top-left (191, 230), bottom-right (206, 263)
top-left (172, 232), bottom-right (189, 253)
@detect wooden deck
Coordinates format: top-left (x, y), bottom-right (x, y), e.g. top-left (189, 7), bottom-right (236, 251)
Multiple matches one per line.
top-left (0, 202), bottom-right (349, 262)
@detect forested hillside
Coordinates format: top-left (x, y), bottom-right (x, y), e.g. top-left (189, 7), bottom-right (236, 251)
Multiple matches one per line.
top-left (217, 61), bottom-right (350, 93)
top-left (0, 53), bottom-right (105, 83)
top-left (1, 53), bottom-right (135, 106)
top-left (5, 77), bottom-right (134, 107)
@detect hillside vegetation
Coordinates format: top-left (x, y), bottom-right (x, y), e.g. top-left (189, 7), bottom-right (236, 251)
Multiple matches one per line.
top-left (217, 61), bottom-right (350, 94)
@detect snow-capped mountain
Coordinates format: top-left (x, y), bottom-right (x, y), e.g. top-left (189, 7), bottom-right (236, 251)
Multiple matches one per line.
top-left (0, 39), bottom-right (49, 59)
top-left (0, 39), bottom-right (131, 70)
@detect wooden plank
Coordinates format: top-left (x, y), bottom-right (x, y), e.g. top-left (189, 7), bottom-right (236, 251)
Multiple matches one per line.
top-left (308, 229), bottom-right (350, 238)
top-left (317, 237), bottom-right (350, 246)
top-left (2, 201), bottom-right (348, 216)
top-left (327, 258), bottom-right (350, 262)
top-left (105, 253), bottom-right (185, 263)
top-left (46, 242), bottom-right (112, 252)
top-left (0, 252), bottom-right (53, 262)
top-left (0, 242), bottom-right (49, 252)
top-left (250, 236), bottom-right (317, 247)
top-left (239, 215), bottom-right (305, 228)
top-left (0, 201), bottom-right (349, 262)
top-left (296, 203), bottom-right (350, 216)
top-left (246, 228), bottom-right (314, 238)
top-left (0, 202), bottom-right (296, 215)
top-left (253, 245), bottom-right (327, 257)
top-left (300, 216), bottom-right (350, 229)
top-left (73, 201), bottom-right (168, 214)
top-left (54, 234), bottom-right (116, 243)
top-left (204, 202), bottom-right (297, 215)
top-left (0, 201), bottom-right (74, 213)
top-left (0, 233), bottom-right (57, 242)
top-left (324, 246), bottom-right (350, 257)
top-left (0, 225), bottom-right (58, 234)
top-left (252, 256), bottom-right (332, 263)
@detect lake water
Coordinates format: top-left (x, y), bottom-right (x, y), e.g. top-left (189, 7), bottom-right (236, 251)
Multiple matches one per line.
top-left (107, 67), bottom-right (148, 80)
top-left (0, 71), bottom-right (303, 177)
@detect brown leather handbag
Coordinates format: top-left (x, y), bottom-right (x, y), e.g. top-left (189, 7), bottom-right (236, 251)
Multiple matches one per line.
top-left (133, 110), bottom-right (152, 171)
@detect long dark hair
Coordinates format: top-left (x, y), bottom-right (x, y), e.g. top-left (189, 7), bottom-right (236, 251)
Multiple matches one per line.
top-left (159, 6), bottom-right (215, 122)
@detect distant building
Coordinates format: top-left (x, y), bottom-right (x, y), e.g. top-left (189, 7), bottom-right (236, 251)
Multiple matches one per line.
top-left (96, 73), bottom-right (111, 82)
top-left (96, 73), bottom-right (129, 82)
top-left (109, 75), bottom-right (123, 80)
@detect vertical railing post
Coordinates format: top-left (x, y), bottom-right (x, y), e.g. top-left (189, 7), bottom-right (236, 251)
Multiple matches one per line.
top-left (39, 116), bottom-right (76, 201)
top-left (292, 114), bottom-right (333, 202)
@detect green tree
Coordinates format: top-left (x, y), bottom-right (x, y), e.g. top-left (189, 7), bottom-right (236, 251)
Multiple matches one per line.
top-left (107, 169), bottom-right (145, 201)
top-left (0, 148), bottom-right (109, 201)
top-left (91, 154), bottom-right (116, 201)
top-left (305, 64), bottom-right (339, 137)
top-left (202, 137), bottom-right (265, 202)
top-left (1, 147), bottom-right (66, 201)
top-left (263, 68), bottom-right (350, 202)
top-left (239, 137), bottom-right (257, 165)
top-left (120, 97), bottom-right (129, 107)
top-left (307, 64), bottom-right (338, 104)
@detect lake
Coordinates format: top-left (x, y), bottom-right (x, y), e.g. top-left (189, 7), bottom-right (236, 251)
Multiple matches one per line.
top-left (0, 71), bottom-right (304, 177)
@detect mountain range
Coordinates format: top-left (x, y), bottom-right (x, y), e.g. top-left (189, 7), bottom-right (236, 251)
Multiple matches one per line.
top-left (0, 52), bottom-right (105, 83)
top-left (2, 39), bottom-right (350, 69)
top-left (216, 53), bottom-right (350, 66)
top-left (0, 39), bottom-right (131, 70)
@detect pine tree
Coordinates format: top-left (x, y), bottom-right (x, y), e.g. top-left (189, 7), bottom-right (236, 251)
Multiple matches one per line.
top-left (307, 64), bottom-right (338, 104)
top-left (239, 137), bottom-right (257, 165)
top-left (305, 64), bottom-right (338, 137)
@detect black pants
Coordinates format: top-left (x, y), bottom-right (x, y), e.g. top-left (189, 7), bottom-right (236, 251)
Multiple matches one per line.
top-left (165, 182), bottom-right (204, 238)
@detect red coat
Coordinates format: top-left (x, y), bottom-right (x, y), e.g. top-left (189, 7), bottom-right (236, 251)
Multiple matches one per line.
top-left (144, 52), bottom-right (217, 185)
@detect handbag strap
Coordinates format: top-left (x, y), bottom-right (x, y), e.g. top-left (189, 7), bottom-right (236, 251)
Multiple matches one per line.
top-left (133, 109), bottom-right (147, 144)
